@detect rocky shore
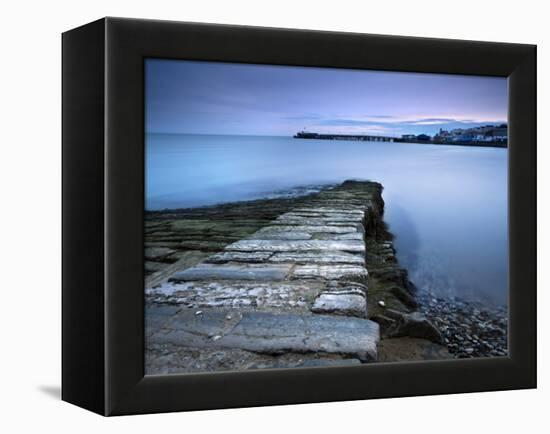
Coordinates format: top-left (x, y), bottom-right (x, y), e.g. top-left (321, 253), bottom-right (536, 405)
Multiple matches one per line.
top-left (417, 293), bottom-right (508, 358)
top-left (144, 180), bottom-right (506, 374)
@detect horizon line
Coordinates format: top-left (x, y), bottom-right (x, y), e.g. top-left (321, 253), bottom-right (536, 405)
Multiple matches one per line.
top-left (146, 122), bottom-right (508, 138)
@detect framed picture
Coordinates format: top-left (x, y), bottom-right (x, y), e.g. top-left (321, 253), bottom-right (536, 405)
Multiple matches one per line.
top-left (62, 17), bottom-right (536, 416)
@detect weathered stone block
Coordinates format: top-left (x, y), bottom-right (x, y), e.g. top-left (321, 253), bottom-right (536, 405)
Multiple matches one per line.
top-left (225, 239), bottom-right (365, 253)
top-left (269, 251), bottom-right (365, 265)
top-left (170, 263), bottom-right (292, 281)
top-left (292, 264), bottom-right (368, 280)
top-left (250, 231), bottom-right (313, 240)
top-left (312, 289), bottom-right (367, 318)
top-left (147, 281), bottom-right (319, 310)
top-left (150, 309), bottom-right (380, 361)
top-left (205, 251), bottom-right (273, 264)
top-left (257, 225), bottom-right (358, 234)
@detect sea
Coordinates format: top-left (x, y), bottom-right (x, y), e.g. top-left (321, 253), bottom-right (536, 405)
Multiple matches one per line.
top-left (146, 133), bottom-right (508, 307)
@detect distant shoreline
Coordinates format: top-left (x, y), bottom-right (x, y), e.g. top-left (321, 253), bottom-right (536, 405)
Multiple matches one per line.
top-left (393, 138), bottom-right (507, 148)
top-left (293, 132), bottom-right (507, 149)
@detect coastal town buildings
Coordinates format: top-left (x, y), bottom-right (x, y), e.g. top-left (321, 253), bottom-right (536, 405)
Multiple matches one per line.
top-left (429, 124), bottom-right (508, 145)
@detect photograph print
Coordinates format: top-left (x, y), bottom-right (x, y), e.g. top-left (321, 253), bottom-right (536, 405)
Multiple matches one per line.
top-left (144, 59), bottom-right (508, 375)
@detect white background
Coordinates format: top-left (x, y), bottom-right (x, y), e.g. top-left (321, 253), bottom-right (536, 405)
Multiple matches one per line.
top-left (0, 0), bottom-right (546, 432)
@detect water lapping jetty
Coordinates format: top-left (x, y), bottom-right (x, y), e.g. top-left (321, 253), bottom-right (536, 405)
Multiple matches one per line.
top-left (145, 181), bottom-right (449, 374)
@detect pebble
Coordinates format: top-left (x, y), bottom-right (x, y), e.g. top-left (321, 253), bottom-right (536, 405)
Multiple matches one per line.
top-left (417, 293), bottom-right (508, 359)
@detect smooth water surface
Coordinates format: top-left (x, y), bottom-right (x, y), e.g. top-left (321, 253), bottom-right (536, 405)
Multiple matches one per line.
top-left (146, 133), bottom-right (508, 306)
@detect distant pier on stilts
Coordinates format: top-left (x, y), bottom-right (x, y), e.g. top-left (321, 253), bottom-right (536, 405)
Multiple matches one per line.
top-left (293, 131), bottom-right (396, 142)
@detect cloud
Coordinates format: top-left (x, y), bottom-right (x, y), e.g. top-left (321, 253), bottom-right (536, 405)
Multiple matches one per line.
top-left (314, 115), bottom-right (504, 128)
top-left (283, 114), bottom-right (322, 121)
top-left (405, 118), bottom-right (470, 125)
top-left (300, 115), bottom-right (507, 137)
top-left (318, 119), bottom-right (383, 127)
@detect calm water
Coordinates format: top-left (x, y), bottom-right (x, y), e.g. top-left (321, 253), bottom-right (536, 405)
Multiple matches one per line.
top-left (146, 133), bottom-right (508, 306)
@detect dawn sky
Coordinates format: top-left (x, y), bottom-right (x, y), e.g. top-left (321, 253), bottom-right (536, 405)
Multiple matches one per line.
top-left (145, 59), bottom-right (507, 137)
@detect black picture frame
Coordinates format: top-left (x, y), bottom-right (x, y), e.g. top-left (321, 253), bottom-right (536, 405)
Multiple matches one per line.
top-left (62, 17), bottom-right (536, 416)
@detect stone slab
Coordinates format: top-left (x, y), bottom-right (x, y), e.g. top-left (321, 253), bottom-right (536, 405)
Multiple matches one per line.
top-left (273, 217), bottom-right (362, 226)
top-left (269, 251), bottom-right (365, 265)
top-left (256, 225), bottom-right (358, 234)
top-left (204, 251), bottom-right (273, 264)
top-left (146, 281), bottom-right (320, 310)
top-left (292, 208), bottom-right (364, 215)
top-left (225, 239), bottom-right (366, 253)
top-left (150, 309), bottom-right (379, 361)
top-left (312, 290), bottom-right (367, 318)
top-left (170, 263), bottom-right (292, 282)
top-left (292, 264), bottom-right (368, 280)
top-left (249, 231), bottom-right (313, 240)
top-left (145, 304), bottom-right (181, 336)
top-left (283, 212), bottom-right (364, 222)
top-left (331, 233), bottom-right (365, 241)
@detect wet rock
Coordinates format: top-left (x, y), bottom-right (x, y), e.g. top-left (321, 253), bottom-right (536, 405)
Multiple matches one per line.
top-left (389, 285), bottom-right (418, 308)
top-left (377, 337), bottom-right (452, 362)
top-left (370, 314), bottom-right (396, 335)
top-left (369, 268), bottom-right (409, 286)
top-left (387, 311), bottom-right (444, 344)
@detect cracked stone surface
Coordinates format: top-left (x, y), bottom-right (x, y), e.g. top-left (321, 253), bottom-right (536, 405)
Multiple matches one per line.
top-left (146, 281), bottom-right (320, 312)
top-left (150, 309), bottom-right (379, 362)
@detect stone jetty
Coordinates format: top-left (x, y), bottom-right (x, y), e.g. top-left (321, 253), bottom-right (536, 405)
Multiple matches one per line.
top-left (145, 181), bottom-right (450, 374)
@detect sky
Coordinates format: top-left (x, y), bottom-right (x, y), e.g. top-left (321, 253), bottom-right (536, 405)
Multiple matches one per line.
top-left (145, 59), bottom-right (508, 137)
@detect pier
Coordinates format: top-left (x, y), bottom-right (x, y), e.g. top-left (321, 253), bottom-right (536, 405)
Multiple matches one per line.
top-left (294, 131), bottom-right (396, 142)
